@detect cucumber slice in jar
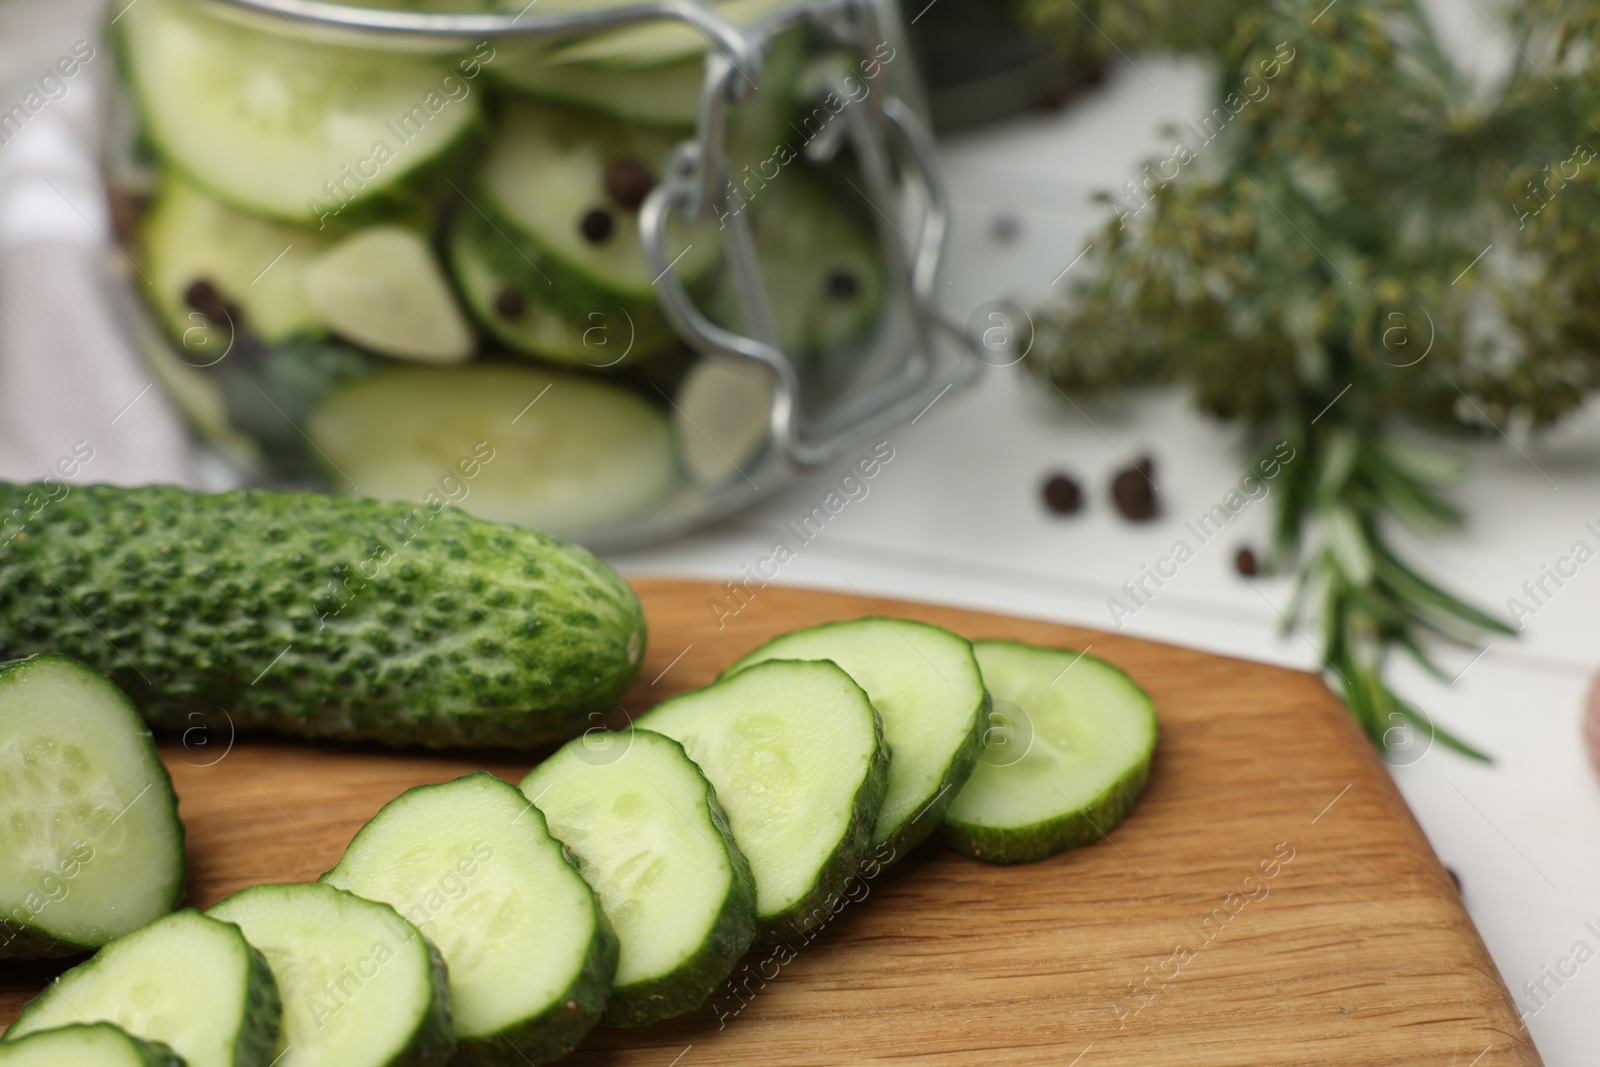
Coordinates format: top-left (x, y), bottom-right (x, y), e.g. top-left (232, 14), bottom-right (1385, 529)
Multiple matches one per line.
top-left (493, 23), bottom-right (808, 130)
top-left (116, 0), bottom-right (481, 223)
top-left (307, 363), bottom-right (677, 533)
top-left (320, 773), bottom-right (617, 1066)
top-left (4, 909), bottom-right (282, 1067)
top-left (548, 0), bottom-right (806, 69)
top-left (0, 1024), bottom-right (182, 1067)
top-left (636, 660), bottom-right (887, 945)
top-left (305, 227), bottom-right (474, 364)
top-left (940, 641), bottom-right (1158, 865)
top-left (726, 619), bottom-right (988, 858)
top-left (448, 208), bottom-right (677, 367)
top-left (480, 100), bottom-right (721, 302)
top-left (711, 169), bottom-right (888, 358)
top-left (139, 176), bottom-right (331, 362)
top-left (0, 655), bottom-right (185, 960)
top-left (520, 729), bottom-right (756, 1027)
top-left (207, 884), bottom-right (455, 1067)
top-left (673, 359), bottom-right (773, 487)
top-left (491, 60), bottom-right (705, 129)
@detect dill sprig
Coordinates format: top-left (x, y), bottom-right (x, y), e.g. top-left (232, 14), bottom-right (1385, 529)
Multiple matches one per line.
top-left (1024, 0), bottom-right (1598, 756)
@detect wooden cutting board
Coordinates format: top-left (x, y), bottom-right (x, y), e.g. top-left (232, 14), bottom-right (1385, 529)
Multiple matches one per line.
top-left (1, 579), bottom-right (1540, 1066)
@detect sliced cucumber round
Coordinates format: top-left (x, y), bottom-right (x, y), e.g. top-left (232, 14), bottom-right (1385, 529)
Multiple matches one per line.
top-left (5, 909), bottom-right (282, 1067)
top-left (117, 0), bottom-right (480, 222)
top-left (727, 618), bottom-right (987, 857)
top-left (0, 655), bottom-right (185, 959)
top-left (549, 0), bottom-right (805, 69)
top-left (711, 170), bottom-right (887, 357)
top-left (0, 1024), bottom-right (182, 1067)
top-left (636, 660), bottom-right (887, 945)
top-left (492, 59), bottom-right (704, 128)
top-left (307, 363), bottom-right (678, 534)
top-left (941, 641), bottom-right (1157, 865)
top-left (448, 208), bottom-right (677, 367)
top-left (208, 884), bottom-right (454, 1067)
top-left (320, 772), bottom-right (617, 1065)
top-left (495, 24), bottom-right (807, 133)
top-left (520, 729), bottom-right (756, 1027)
top-left (480, 100), bottom-right (720, 302)
top-left (305, 227), bottom-right (474, 364)
top-left (674, 359), bottom-right (773, 487)
top-left (140, 175), bottom-right (331, 361)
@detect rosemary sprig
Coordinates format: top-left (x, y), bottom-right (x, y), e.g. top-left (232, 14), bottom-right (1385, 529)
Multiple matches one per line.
top-left (1267, 410), bottom-right (1512, 760)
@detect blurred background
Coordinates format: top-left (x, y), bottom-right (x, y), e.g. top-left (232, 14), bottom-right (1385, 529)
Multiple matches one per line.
top-left (3, 0), bottom-right (1598, 1059)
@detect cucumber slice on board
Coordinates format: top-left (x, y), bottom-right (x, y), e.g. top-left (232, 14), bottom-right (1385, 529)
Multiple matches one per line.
top-left (117, 0), bottom-right (479, 222)
top-left (448, 208), bottom-right (677, 367)
top-left (321, 773), bottom-right (617, 1065)
top-left (940, 641), bottom-right (1157, 865)
top-left (520, 729), bottom-right (756, 1027)
top-left (0, 1024), bottom-right (182, 1067)
top-left (305, 227), bottom-right (474, 364)
top-left (307, 363), bottom-right (678, 533)
top-left (0, 655), bottom-right (184, 960)
top-left (711, 169), bottom-right (887, 357)
top-left (208, 884), bottom-right (454, 1067)
top-left (5, 909), bottom-right (281, 1067)
top-left (480, 100), bottom-right (720, 302)
top-left (636, 660), bottom-right (887, 945)
top-left (726, 618), bottom-right (987, 858)
top-left (139, 176), bottom-right (330, 360)
top-left (324, 777), bottom-right (617, 1067)
top-left (673, 359), bottom-right (773, 487)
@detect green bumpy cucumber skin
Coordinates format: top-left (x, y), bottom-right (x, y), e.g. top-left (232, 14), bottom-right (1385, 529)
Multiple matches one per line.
top-left (236, 941), bottom-right (284, 1067)
top-left (0, 655), bottom-right (186, 961)
top-left (8, 910), bottom-right (283, 1067)
top-left (0, 483), bottom-right (647, 749)
top-left (405, 938), bottom-right (457, 1067)
top-left (937, 757), bottom-right (1153, 865)
top-left (601, 738), bottom-right (758, 1028)
top-left (754, 701), bottom-right (889, 949)
top-left (0, 1023), bottom-right (185, 1066)
top-left (0, 922), bottom-right (88, 960)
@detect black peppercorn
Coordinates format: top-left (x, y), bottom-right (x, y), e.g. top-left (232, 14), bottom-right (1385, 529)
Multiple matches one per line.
top-left (580, 208), bottom-right (614, 244)
top-left (184, 278), bottom-right (231, 324)
top-left (604, 157), bottom-right (656, 210)
top-left (1041, 474), bottom-right (1083, 515)
top-left (825, 270), bottom-right (860, 301)
top-left (1235, 547), bottom-right (1258, 576)
top-left (494, 287), bottom-right (526, 321)
top-left (1111, 456), bottom-right (1158, 521)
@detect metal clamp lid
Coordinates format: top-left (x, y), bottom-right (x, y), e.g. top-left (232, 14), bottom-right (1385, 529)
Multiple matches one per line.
top-left (640, 0), bottom-right (981, 469)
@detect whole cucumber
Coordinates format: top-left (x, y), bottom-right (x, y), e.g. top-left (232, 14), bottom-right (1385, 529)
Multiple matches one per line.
top-left (0, 482), bottom-right (646, 748)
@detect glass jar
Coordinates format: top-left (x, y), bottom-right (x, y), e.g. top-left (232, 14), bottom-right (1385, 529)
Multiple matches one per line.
top-left (99, 0), bottom-right (979, 549)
